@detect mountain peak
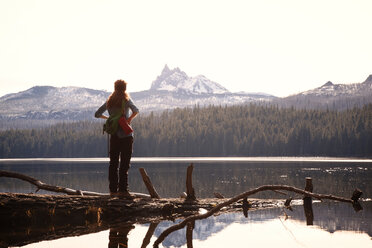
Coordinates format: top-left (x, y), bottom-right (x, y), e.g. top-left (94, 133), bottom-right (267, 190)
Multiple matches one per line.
top-left (322, 81), bottom-right (334, 87)
top-left (161, 64), bottom-right (171, 76)
top-left (364, 74), bottom-right (372, 83)
top-left (150, 65), bottom-right (229, 94)
top-left (159, 64), bottom-right (183, 78)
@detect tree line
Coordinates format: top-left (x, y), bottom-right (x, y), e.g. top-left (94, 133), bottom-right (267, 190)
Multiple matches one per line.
top-left (0, 104), bottom-right (371, 158)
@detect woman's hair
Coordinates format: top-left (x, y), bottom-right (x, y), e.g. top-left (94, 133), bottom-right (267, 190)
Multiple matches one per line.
top-left (107, 79), bottom-right (130, 108)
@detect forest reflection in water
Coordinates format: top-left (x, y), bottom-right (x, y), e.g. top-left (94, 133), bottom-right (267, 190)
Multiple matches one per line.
top-left (0, 161), bottom-right (371, 199)
top-left (0, 160), bottom-right (372, 247)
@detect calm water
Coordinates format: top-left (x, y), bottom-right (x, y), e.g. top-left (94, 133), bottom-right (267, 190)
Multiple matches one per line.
top-left (0, 158), bottom-right (372, 247)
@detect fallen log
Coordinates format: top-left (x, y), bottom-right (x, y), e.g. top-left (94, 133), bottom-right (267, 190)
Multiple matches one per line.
top-left (0, 168), bottom-right (364, 248)
top-left (0, 192), bottom-right (280, 247)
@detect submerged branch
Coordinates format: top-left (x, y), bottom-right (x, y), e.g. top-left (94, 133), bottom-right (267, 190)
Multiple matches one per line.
top-left (0, 170), bottom-right (98, 195)
top-left (153, 185), bottom-right (360, 247)
top-left (0, 170), bottom-right (149, 198)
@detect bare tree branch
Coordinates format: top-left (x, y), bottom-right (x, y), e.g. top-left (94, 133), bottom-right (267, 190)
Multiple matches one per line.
top-left (0, 170), bottom-right (149, 198)
top-left (153, 185), bottom-right (360, 247)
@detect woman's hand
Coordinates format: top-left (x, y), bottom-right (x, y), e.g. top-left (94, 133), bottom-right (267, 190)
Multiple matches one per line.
top-left (127, 112), bottom-right (138, 125)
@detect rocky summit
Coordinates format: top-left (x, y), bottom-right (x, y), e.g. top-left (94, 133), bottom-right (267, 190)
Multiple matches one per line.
top-left (150, 65), bottom-right (229, 95)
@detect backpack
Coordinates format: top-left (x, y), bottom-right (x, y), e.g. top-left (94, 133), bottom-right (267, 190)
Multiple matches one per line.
top-left (103, 100), bottom-right (125, 135)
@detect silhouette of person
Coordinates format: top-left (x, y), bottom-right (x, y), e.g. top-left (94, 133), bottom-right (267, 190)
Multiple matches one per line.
top-left (95, 80), bottom-right (139, 198)
top-left (108, 224), bottom-right (135, 248)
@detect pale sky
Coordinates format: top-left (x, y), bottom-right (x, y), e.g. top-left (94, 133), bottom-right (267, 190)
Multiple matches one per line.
top-left (1, 0), bottom-right (371, 97)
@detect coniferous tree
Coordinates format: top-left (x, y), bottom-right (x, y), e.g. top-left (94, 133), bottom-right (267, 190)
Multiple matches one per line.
top-left (0, 104), bottom-right (371, 158)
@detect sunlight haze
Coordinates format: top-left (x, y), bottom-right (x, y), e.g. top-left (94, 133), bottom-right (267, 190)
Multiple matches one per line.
top-left (0, 0), bottom-right (371, 97)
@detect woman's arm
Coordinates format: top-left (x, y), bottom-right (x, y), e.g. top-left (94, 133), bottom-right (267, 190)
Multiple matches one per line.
top-left (126, 99), bottom-right (139, 124)
top-left (95, 102), bottom-right (108, 119)
top-left (127, 112), bottom-right (138, 124)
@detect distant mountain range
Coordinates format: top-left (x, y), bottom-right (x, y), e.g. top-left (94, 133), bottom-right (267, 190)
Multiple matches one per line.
top-left (0, 65), bottom-right (371, 128)
top-left (275, 75), bottom-right (372, 110)
top-left (0, 86), bottom-right (109, 120)
top-left (0, 65), bottom-right (274, 123)
top-left (131, 65), bottom-right (275, 112)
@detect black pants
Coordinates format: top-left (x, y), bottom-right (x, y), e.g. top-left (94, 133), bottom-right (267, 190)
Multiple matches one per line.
top-left (109, 135), bottom-right (133, 193)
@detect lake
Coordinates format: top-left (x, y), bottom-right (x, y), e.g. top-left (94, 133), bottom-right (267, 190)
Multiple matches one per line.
top-left (0, 157), bottom-right (371, 247)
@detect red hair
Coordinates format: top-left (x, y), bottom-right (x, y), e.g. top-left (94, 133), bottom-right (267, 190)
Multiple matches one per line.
top-left (107, 80), bottom-right (130, 108)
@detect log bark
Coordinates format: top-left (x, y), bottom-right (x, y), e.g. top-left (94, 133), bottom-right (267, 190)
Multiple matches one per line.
top-left (186, 164), bottom-right (196, 201)
top-left (303, 177), bottom-right (314, 225)
top-left (0, 192), bottom-right (279, 247)
top-left (304, 177), bottom-right (313, 193)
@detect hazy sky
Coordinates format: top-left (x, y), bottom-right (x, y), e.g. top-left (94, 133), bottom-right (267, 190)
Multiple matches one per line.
top-left (1, 0), bottom-right (371, 97)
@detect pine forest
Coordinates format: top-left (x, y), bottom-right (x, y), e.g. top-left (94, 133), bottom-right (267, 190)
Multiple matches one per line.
top-left (0, 104), bottom-right (371, 158)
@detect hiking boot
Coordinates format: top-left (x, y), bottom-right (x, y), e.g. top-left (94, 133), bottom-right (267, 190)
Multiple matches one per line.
top-left (117, 190), bottom-right (135, 199)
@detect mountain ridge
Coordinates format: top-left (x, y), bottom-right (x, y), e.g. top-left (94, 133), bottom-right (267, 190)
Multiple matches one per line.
top-left (0, 65), bottom-right (275, 125)
top-left (0, 66), bottom-right (371, 128)
top-left (274, 74), bottom-right (372, 110)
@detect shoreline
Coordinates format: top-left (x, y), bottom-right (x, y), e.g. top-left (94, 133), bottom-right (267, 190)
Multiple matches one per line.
top-left (1, 156), bottom-right (372, 164)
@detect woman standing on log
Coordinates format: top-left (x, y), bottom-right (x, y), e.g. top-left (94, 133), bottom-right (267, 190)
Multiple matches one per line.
top-left (95, 80), bottom-right (139, 198)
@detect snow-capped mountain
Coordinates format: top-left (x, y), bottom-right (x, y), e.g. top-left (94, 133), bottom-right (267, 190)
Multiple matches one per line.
top-left (0, 86), bottom-right (109, 120)
top-left (275, 75), bottom-right (372, 110)
top-left (131, 65), bottom-right (274, 112)
top-left (300, 75), bottom-right (372, 97)
top-left (1, 65), bottom-right (371, 128)
top-left (0, 65), bottom-right (274, 127)
top-left (150, 65), bottom-right (229, 94)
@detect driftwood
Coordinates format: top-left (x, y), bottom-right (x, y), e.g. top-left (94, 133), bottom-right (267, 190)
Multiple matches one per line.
top-left (186, 221), bottom-right (195, 248)
top-left (303, 177), bottom-right (314, 225)
top-left (186, 164), bottom-right (196, 201)
top-left (0, 167), bottom-right (285, 247)
top-left (0, 170), bottom-right (102, 196)
top-left (0, 193), bottom-right (280, 247)
top-left (139, 168), bottom-right (161, 199)
top-left (141, 222), bottom-right (159, 248)
top-left (153, 184), bottom-right (363, 247)
top-left (0, 167), bottom-right (364, 248)
top-left (0, 170), bottom-right (149, 198)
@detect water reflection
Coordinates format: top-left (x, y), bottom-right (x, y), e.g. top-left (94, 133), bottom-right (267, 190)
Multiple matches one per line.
top-left (141, 223), bottom-right (159, 248)
top-left (16, 202), bottom-right (372, 248)
top-left (1, 161), bottom-right (372, 247)
top-left (152, 201), bottom-right (371, 247)
top-left (1, 162), bottom-right (371, 199)
top-left (109, 224), bottom-right (135, 248)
